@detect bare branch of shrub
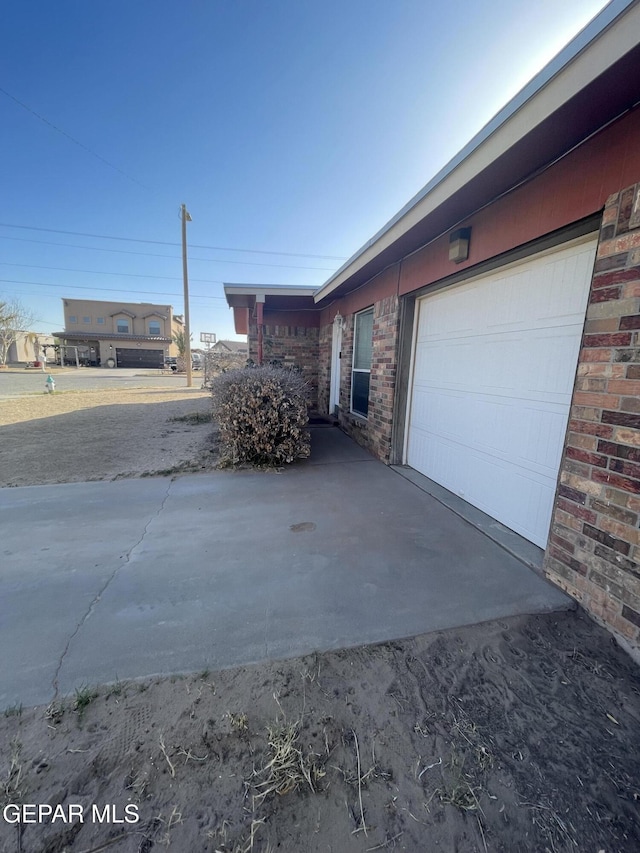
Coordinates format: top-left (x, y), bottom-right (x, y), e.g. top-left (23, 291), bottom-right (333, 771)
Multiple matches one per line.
top-left (211, 366), bottom-right (311, 466)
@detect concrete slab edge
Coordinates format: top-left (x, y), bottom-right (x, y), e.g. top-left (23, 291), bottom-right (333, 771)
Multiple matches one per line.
top-left (390, 465), bottom-right (548, 575)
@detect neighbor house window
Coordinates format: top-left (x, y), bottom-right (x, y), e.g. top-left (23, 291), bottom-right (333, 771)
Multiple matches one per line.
top-left (116, 319), bottom-right (130, 333)
top-left (96, 317), bottom-right (105, 324)
top-left (82, 316), bottom-right (91, 324)
top-left (148, 320), bottom-right (161, 336)
top-left (351, 307), bottom-right (374, 418)
top-left (68, 315), bottom-right (77, 324)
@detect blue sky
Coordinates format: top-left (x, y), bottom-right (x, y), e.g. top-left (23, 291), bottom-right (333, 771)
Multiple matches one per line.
top-left (1, 0), bottom-right (610, 343)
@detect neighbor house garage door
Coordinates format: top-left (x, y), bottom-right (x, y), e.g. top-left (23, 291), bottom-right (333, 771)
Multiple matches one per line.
top-left (115, 348), bottom-right (164, 369)
top-left (406, 238), bottom-right (597, 548)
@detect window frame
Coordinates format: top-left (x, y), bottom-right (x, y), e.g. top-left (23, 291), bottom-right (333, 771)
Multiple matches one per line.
top-left (116, 319), bottom-right (130, 334)
top-left (148, 320), bottom-right (161, 336)
top-left (350, 307), bottom-right (374, 419)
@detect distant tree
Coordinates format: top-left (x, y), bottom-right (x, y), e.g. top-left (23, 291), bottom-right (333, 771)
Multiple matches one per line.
top-left (172, 329), bottom-right (193, 373)
top-left (172, 328), bottom-right (192, 356)
top-left (0, 298), bottom-right (37, 365)
top-left (25, 331), bottom-right (41, 361)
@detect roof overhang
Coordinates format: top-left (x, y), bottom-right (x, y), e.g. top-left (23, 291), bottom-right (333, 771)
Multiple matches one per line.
top-left (314, 0), bottom-right (640, 303)
top-left (224, 284), bottom-right (320, 335)
top-left (55, 332), bottom-right (171, 343)
top-left (224, 284), bottom-right (319, 307)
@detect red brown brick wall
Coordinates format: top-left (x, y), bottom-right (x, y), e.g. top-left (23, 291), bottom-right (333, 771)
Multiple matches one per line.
top-left (248, 322), bottom-right (319, 408)
top-left (337, 295), bottom-right (400, 461)
top-left (544, 184), bottom-right (640, 651)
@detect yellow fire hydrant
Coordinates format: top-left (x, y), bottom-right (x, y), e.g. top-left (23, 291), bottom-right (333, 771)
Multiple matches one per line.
top-left (45, 375), bottom-right (55, 394)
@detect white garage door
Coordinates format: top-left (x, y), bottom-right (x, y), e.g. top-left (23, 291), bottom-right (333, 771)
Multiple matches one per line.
top-left (406, 238), bottom-right (597, 547)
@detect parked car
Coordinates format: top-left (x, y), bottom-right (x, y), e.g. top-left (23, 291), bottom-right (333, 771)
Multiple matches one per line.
top-left (164, 357), bottom-right (178, 372)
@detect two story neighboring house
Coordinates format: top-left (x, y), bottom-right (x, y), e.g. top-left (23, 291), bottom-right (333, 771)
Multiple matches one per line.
top-left (55, 299), bottom-right (182, 368)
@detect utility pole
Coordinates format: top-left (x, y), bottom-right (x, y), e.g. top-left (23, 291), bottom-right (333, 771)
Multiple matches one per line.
top-left (181, 203), bottom-right (193, 388)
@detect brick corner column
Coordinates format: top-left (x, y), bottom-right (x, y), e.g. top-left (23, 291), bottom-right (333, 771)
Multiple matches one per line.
top-left (543, 183), bottom-right (640, 651)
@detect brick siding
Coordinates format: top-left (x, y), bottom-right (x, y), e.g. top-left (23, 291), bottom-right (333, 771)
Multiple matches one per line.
top-left (335, 296), bottom-right (400, 461)
top-left (248, 322), bottom-right (319, 408)
top-left (544, 185), bottom-right (640, 650)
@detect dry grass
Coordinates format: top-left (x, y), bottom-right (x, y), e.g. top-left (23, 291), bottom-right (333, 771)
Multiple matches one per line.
top-left (2, 738), bottom-right (25, 806)
top-left (73, 684), bottom-right (98, 721)
top-left (226, 712), bottom-right (249, 734)
top-left (207, 818), bottom-right (273, 853)
top-left (168, 411), bottom-right (212, 425)
top-left (253, 720), bottom-right (323, 803)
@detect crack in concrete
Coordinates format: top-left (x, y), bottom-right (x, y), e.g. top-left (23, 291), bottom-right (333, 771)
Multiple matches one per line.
top-left (50, 479), bottom-right (174, 701)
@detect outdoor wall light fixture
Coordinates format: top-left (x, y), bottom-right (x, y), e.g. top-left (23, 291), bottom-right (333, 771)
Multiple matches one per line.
top-left (449, 227), bottom-right (471, 263)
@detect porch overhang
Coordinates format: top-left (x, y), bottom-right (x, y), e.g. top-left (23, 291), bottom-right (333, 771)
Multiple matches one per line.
top-left (54, 332), bottom-right (172, 344)
top-left (223, 284), bottom-right (319, 334)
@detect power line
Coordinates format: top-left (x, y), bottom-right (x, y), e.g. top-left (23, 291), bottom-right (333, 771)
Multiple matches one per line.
top-left (0, 88), bottom-right (152, 192)
top-left (0, 234), bottom-right (209, 261)
top-left (0, 222), bottom-right (347, 261)
top-left (0, 235), bottom-right (335, 271)
top-left (1, 261), bottom-right (226, 285)
top-left (0, 278), bottom-right (227, 300)
top-left (0, 234), bottom-right (227, 261)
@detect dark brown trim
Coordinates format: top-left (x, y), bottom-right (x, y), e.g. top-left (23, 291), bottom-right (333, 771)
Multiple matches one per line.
top-left (390, 297), bottom-right (415, 465)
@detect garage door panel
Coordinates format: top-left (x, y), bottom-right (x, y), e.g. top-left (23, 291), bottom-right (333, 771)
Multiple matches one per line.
top-left (520, 407), bottom-right (569, 471)
top-left (414, 325), bottom-right (586, 401)
top-left (409, 428), bottom-right (557, 544)
top-left (407, 239), bottom-right (596, 547)
top-left (410, 434), bottom-right (555, 547)
top-left (410, 390), bottom-right (568, 477)
top-left (115, 348), bottom-right (164, 369)
top-left (420, 244), bottom-right (595, 342)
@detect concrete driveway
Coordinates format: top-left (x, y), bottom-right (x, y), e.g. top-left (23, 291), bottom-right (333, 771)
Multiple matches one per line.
top-left (0, 428), bottom-right (570, 708)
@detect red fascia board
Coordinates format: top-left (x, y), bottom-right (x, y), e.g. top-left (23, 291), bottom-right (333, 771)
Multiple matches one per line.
top-left (233, 307), bottom-right (249, 335)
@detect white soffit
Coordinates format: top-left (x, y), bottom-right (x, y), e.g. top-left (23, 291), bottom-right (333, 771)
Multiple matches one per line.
top-left (224, 284), bottom-right (318, 299)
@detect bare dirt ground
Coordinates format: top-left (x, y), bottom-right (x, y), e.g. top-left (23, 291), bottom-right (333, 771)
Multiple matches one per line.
top-left (0, 387), bottom-right (218, 487)
top-left (1, 387), bottom-right (639, 852)
top-left (1, 610), bottom-right (639, 853)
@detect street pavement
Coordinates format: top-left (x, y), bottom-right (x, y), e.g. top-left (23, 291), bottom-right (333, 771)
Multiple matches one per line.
top-left (0, 367), bottom-right (198, 399)
top-left (0, 428), bottom-right (571, 709)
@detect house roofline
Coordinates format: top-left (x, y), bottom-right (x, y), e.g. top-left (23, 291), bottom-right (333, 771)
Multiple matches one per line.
top-left (223, 283), bottom-right (319, 302)
top-left (314, 0), bottom-right (639, 303)
top-left (54, 332), bottom-right (172, 343)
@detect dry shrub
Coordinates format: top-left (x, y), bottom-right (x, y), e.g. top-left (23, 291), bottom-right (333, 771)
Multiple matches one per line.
top-left (203, 350), bottom-right (247, 382)
top-left (211, 365), bottom-right (310, 465)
